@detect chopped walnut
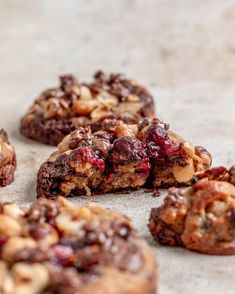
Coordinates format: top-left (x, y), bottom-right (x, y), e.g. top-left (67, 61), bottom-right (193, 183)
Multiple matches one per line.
top-left (0, 215), bottom-right (21, 237)
top-left (55, 206), bottom-right (93, 236)
top-left (2, 263), bottom-right (49, 294)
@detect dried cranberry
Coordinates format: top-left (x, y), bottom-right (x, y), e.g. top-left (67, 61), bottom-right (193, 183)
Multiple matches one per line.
top-left (70, 147), bottom-right (105, 171)
top-left (144, 125), bottom-right (184, 162)
top-left (136, 158), bottom-right (151, 172)
top-left (0, 235), bottom-right (8, 253)
top-left (193, 166), bottom-right (228, 183)
top-left (109, 137), bottom-right (147, 165)
top-left (213, 166), bottom-right (228, 178)
top-left (29, 223), bottom-right (52, 241)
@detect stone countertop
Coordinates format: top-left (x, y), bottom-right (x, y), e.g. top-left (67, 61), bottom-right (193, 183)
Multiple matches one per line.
top-left (1, 1), bottom-right (235, 293)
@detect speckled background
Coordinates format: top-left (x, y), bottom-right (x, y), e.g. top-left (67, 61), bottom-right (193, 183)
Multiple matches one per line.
top-left (1, 1), bottom-right (235, 293)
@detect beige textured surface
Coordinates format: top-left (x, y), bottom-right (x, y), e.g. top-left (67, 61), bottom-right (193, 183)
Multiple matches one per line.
top-left (1, 0), bottom-right (235, 293)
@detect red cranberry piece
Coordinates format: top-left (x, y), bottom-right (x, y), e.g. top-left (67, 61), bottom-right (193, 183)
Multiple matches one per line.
top-left (109, 137), bottom-right (147, 165)
top-left (146, 124), bottom-right (168, 142)
top-left (136, 158), bottom-right (151, 172)
top-left (208, 166), bottom-right (228, 179)
top-left (193, 166), bottom-right (228, 183)
top-left (144, 125), bottom-right (184, 160)
top-left (70, 147), bottom-right (105, 171)
top-left (0, 235), bottom-right (8, 250)
top-left (52, 245), bottom-right (74, 261)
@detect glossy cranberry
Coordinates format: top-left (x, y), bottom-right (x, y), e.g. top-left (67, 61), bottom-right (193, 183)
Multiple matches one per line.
top-left (146, 124), bottom-right (168, 142)
top-left (70, 147), bottom-right (106, 171)
top-left (208, 166), bottom-right (228, 179)
top-left (144, 125), bottom-right (184, 161)
top-left (136, 158), bottom-right (151, 172)
top-left (109, 137), bottom-right (147, 165)
top-left (193, 166), bottom-right (228, 183)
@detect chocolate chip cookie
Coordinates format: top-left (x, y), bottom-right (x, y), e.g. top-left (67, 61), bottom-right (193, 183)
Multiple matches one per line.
top-left (0, 130), bottom-right (16, 187)
top-left (0, 197), bottom-right (157, 293)
top-left (37, 118), bottom-right (211, 199)
top-left (20, 71), bottom-right (155, 145)
top-left (149, 179), bottom-right (235, 255)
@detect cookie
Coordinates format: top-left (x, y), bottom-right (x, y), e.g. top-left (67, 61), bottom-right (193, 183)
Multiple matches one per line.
top-left (193, 165), bottom-right (235, 184)
top-left (20, 71), bottom-right (155, 145)
top-left (149, 179), bottom-right (235, 255)
top-left (0, 197), bottom-right (157, 293)
top-left (37, 118), bottom-right (211, 199)
top-left (0, 130), bottom-right (16, 187)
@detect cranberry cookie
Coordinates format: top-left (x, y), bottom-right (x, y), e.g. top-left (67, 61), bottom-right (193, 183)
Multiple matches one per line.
top-left (20, 71), bottom-right (155, 145)
top-left (149, 179), bottom-right (235, 255)
top-left (37, 118), bottom-right (211, 199)
top-left (0, 197), bottom-right (157, 294)
top-left (0, 130), bottom-right (16, 187)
